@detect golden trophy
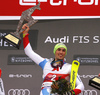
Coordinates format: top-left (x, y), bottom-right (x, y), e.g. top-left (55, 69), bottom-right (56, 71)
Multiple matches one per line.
top-left (89, 76), bottom-right (100, 90)
top-left (3, 2), bottom-right (41, 49)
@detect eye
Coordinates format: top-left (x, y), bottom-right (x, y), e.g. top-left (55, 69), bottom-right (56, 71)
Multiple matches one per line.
top-left (57, 48), bottom-right (61, 51)
top-left (62, 49), bottom-right (66, 52)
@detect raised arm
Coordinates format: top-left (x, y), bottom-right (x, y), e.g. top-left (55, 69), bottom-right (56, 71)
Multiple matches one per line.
top-left (22, 24), bottom-right (45, 65)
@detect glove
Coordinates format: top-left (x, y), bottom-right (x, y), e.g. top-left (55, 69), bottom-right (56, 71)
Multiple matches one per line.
top-left (66, 90), bottom-right (75, 95)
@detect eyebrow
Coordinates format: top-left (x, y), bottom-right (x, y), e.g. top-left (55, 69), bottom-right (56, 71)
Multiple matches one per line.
top-left (57, 48), bottom-right (66, 50)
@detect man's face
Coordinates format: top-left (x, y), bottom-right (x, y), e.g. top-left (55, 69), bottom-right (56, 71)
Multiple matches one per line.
top-left (55, 48), bottom-right (66, 61)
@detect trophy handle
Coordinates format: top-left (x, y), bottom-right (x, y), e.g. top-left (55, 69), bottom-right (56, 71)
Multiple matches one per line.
top-left (19, 20), bottom-right (38, 34)
top-left (16, 2), bottom-right (40, 34)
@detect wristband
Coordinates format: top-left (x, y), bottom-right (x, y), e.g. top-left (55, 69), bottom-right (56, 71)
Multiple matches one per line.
top-left (23, 33), bottom-right (29, 38)
top-left (70, 90), bottom-right (75, 95)
top-left (66, 90), bottom-right (75, 95)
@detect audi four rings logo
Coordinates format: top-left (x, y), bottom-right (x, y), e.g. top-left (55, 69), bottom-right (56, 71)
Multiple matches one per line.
top-left (8, 89), bottom-right (30, 95)
top-left (80, 90), bottom-right (97, 95)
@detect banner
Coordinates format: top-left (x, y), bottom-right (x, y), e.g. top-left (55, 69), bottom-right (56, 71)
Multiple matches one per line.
top-left (0, 0), bottom-right (100, 20)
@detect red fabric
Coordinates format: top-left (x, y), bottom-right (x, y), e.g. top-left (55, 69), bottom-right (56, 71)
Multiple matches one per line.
top-left (0, 69), bottom-right (1, 78)
top-left (52, 67), bottom-right (59, 71)
top-left (23, 34), bottom-right (29, 48)
top-left (73, 89), bottom-right (81, 95)
top-left (1, 0), bottom-right (100, 17)
top-left (43, 73), bottom-right (69, 82)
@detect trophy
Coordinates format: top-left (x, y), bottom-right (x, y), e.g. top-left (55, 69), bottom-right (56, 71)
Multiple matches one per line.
top-left (3, 2), bottom-right (41, 49)
top-left (89, 76), bottom-right (100, 90)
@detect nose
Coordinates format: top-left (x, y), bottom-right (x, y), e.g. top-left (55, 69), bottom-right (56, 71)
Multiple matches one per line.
top-left (59, 50), bottom-right (63, 53)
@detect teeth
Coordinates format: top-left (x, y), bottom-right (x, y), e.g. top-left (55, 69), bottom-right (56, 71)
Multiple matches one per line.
top-left (59, 55), bottom-right (62, 57)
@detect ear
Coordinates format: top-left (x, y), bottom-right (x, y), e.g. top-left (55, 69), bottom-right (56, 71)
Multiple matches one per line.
top-left (0, 69), bottom-right (1, 78)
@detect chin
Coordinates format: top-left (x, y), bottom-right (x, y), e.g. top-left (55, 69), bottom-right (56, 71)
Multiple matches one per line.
top-left (58, 58), bottom-right (63, 60)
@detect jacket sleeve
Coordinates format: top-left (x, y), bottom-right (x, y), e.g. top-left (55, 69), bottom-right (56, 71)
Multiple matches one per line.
top-left (73, 74), bottom-right (84, 95)
top-left (23, 33), bottom-right (45, 65)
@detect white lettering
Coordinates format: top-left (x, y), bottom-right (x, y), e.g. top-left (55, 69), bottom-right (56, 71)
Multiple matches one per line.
top-left (45, 36), bottom-right (52, 43)
top-left (78, 0), bottom-right (98, 5)
top-left (4, 41), bottom-right (9, 46)
top-left (53, 38), bottom-right (59, 43)
top-left (44, 36), bottom-right (100, 44)
top-left (73, 36), bottom-right (78, 43)
top-left (0, 39), bottom-right (3, 46)
top-left (63, 0), bottom-right (67, 5)
top-left (93, 36), bottom-right (99, 43)
top-left (66, 36), bottom-right (69, 43)
top-left (50, 0), bottom-right (68, 5)
top-left (78, 0), bottom-right (94, 5)
top-left (73, 36), bottom-right (89, 43)
top-left (0, 39), bottom-right (13, 47)
top-left (60, 36), bottom-right (67, 43)
top-left (0, 33), bottom-right (6, 37)
top-left (95, 0), bottom-right (98, 5)
top-left (20, 0), bottom-right (99, 6)
top-left (79, 36), bottom-right (83, 43)
top-left (79, 75), bottom-right (98, 78)
top-left (50, 0), bottom-right (62, 5)
top-left (51, 75), bottom-right (56, 81)
top-left (9, 74), bottom-right (32, 78)
top-left (84, 36), bottom-right (90, 43)
top-left (74, 0), bottom-right (77, 2)
top-left (44, 36), bottom-right (69, 43)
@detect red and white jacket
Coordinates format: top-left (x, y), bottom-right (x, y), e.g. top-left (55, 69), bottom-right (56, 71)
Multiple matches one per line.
top-left (23, 34), bottom-right (84, 95)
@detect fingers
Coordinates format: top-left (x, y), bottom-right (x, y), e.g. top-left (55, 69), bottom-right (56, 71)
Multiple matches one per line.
top-left (22, 23), bottom-right (27, 29)
top-left (51, 83), bottom-right (59, 89)
top-left (22, 23), bottom-right (30, 34)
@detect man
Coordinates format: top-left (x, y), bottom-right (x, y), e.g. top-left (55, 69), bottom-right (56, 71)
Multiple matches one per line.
top-left (0, 69), bottom-right (5, 95)
top-left (22, 24), bottom-right (84, 95)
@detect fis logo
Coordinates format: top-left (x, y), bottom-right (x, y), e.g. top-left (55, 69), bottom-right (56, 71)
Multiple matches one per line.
top-left (19, 0), bottom-right (99, 6)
